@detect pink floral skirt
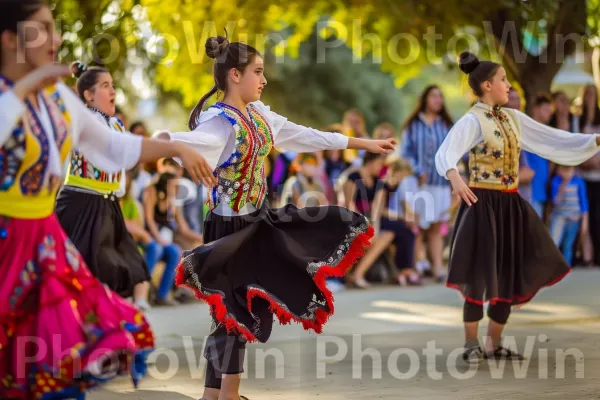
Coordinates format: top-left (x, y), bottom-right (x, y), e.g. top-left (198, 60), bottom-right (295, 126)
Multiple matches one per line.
top-left (0, 214), bottom-right (154, 400)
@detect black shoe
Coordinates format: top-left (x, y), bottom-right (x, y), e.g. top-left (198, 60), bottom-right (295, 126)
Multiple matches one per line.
top-left (484, 346), bottom-right (525, 360)
top-left (462, 346), bottom-right (484, 364)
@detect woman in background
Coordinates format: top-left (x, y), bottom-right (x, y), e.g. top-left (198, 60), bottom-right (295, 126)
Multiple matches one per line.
top-left (400, 84), bottom-right (454, 282)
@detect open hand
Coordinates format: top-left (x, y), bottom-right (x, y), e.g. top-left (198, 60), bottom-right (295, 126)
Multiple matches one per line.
top-left (448, 170), bottom-right (477, 206)
top-left (366, 138), bottom-right (398, 154)
top-left (175, 143), bottom-right (218, 188)
top-left (13, 64), bottom-right (71, 100)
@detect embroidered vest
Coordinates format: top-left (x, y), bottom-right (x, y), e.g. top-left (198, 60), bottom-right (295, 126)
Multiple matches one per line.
top-left (64, 112), bottom-right (123, 194)
top-left (0, 76), bottom-right (72, 218)
top-left (208, 102), bottom-right (273, 212)
top-left (468, 103), bottom-right (522, 191)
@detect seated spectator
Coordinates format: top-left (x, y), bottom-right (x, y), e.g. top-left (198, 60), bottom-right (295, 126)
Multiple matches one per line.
top-left (549, 165), bottom-right (589, 266)
top-left (155, 158), bottom-right (204, 248)
top-left (349, 159), bottom-right (422, 288)
top-left (342, 152), bottom-right (386, 219)
top-left (142, 173), bottom-right (200, 305)
top-left (281, 153), bottom-right (328, 207)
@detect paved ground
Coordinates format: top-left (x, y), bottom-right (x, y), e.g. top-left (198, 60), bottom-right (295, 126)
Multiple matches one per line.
top-left (91, 269), bottom-right (600, 400)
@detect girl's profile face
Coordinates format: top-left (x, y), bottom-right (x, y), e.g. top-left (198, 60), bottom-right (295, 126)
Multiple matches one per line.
top-left (236, 55), bottom-right (267, 104)
top-left (484, 67), bottom-right (511, 106)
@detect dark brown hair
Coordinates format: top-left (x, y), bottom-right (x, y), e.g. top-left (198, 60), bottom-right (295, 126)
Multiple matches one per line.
top-left (0, 0), bottom-right (46, 66)
top-left (188, 33), bottom-right (262, 130)
top-left (362, 152), bottom-right (384, 166)
top-left (70, 61), bottom-right (109, 103)
top-left (155, 172), bottom-right (177, 197)
top-left (459, 52), bottom-right (502, 97)
top-left (401, 85), bottom-right (454, 131)
top-left (533, 93), bottom-right (552, 107)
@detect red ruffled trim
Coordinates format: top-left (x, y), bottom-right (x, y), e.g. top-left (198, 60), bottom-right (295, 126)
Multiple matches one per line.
top-left (176, 225), bottom-right (374, 343)
top-left (446, 268), bottom-right (571, 306)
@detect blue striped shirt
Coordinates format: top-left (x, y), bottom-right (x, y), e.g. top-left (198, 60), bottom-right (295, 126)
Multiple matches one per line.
top-left (550, 175), bottom-right (589, 219)
top-left (401, 114), bottom-right (451, 186)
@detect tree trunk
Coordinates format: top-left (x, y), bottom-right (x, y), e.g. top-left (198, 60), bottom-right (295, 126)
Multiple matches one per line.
top-left (487, 0), bottom-right (587, 115)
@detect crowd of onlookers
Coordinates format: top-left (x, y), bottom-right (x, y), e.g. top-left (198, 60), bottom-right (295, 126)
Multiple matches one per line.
top-left (114, 82), bottom-right (600, 308)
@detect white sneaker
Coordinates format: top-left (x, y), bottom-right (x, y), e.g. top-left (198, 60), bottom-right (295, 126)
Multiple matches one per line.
top-left (135, 299), bottom-right (152, 312)
top-left (415, 260), bottom-right (431, 275)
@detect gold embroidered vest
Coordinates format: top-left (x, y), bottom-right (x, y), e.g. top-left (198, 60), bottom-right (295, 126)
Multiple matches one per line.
top-left (468, 103), bottom-right (522, 191)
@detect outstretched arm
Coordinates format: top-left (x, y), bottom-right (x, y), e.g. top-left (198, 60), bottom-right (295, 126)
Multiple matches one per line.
top-left (58, 84), bottom-right (216, 188)
top-left (256, 101), bottom-right (397, 155)
top-left (517, 110), bottom-right (600, 165)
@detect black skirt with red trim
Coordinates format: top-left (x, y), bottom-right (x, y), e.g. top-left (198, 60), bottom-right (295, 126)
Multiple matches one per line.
top-left (447, 188), bottom-right (570, 306)
top-left (176, 202), bottom-right (373, 343)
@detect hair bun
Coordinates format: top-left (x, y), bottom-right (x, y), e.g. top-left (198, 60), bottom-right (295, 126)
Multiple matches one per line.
top-left (205, 36), bottom-right (230, 60)
top-left (458, 51), bottom-right (479, 75)
top-left (70, 61), bottom-right (88, 78)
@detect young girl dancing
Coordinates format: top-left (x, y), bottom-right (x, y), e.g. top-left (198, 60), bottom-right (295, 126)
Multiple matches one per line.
top-left (435, 52), bottom-right (600, 363)
top-left (0, 1), bottom-right (215, 397)
top-left (160, 35), bottom-right (396, 400)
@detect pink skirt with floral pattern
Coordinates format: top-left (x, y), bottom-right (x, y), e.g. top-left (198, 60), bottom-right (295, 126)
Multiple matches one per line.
top-left (0, 214), bottom-right (154, 400)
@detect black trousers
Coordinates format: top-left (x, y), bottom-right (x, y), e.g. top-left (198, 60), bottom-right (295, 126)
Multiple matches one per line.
top-left (585, 180), bottom-right (600, 265)
top-left (463, 301), bottom-right (511, 324)
top-left (204, 321), bottom-right (247, 389)
top-left (380, 218), bottom-right (416, 270)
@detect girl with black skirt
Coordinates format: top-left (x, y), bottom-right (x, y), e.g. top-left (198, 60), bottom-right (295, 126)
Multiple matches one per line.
top-left (435, 52), bottom-right (600, 363)
top-left (159, 35), bottom-right (396, 400)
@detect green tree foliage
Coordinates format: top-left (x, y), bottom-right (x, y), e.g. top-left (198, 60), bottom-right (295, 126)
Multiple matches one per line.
top-left (54, 0), bottom-right (596, 117)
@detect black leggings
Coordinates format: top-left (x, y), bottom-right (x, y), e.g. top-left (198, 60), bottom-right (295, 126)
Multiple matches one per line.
top-left (380, 218), bottom-right (416, 270)
top-left (463, 301), bottom-right (511, 325)
top-left (204, 321), bottom-right (247, 389)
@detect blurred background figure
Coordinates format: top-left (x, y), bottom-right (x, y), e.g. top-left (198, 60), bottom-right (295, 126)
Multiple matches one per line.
top-left (549, 165), bottom-right (589, 267)
top-left (281, 153), bottom-right (328, 207)
top-left (400, 85), bottom-right (454, 282)
top-left (523, 95), bottom-right (553, 218)
top-left (342, 108), bottom-right (370, 166)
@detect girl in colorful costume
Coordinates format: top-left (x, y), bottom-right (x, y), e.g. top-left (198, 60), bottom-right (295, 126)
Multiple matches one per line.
top-left (55, 62), bottom-right (151, 310)
top-left (160, 35), bottom-right (396, 400)
top-left (435, 52), bottom-right (600, 363)
top-left (0, 1), bottom-right (216, 398)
